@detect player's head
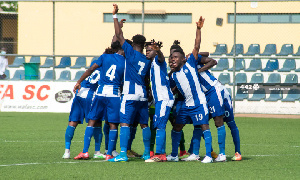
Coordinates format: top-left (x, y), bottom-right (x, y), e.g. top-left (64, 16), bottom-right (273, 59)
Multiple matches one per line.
top-left (111, 40), bottom-right (122, 51)
top-left (170, 40), bottom-right (183, 54)
top-left (169, 49), bottom-right (185, 72)
top-left (132, 34), bottom-right (146, 49)
top-left (145, 39), bottom-right (163, 60)
top-left (125, 39), bottom-right (133, 46)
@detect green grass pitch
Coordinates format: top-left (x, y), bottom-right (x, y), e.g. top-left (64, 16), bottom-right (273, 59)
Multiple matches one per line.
top-left (0, 112), bottom-right (299, 179)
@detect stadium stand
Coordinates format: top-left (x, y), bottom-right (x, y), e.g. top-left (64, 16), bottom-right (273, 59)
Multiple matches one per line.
top-left (249, 73), bottom-right (264, 84)
top-left (57, 70), bottom-right (71, 81)
top-left (228, 58), bottom-right (245, 71)
top-left (281, 89), bottom-right (300, 102)
top-left (276, 44), bottom-right (293, 56)
top-left (211, 44), bottom-right (227, 55)
top-left (40, 57), bottom-right (54, 68)
top-left (70, 57), bottom-right (86, 69)
top-left (261, 59), bottom-right (279, 72)
top-left (243, 44), bottom-right (260, 56)
top-left (10, 70), bottom-right (25, 80)
top-left (218, 73), bottom-right (230, 85)
top-left (265, 73), bottom-right (281, 85)
top-left (227, 44), bottom-right (244, 56)
top-left (55, 57), bottom-right (71, 68)
top-left (88, 57), bottom-right (99, 68)
top-left (226, 88), bottom-right (232, 97)
top-left (29, 56), bottom-right (41, 63)
top-left (283, 74), bottom-right (298, 86)
top-left (244, 59), bottom-right (262, 72)
top-left (40, 70), bottom-right (55, 81)
top-left (265, 90), bottom-right (283, 102)
top-left (235, 88), bottom-right (248, 101)
top-left (294, 46), bottom-right (300, 56)
top-left (278, 59), bottom-right (296, 72)
top-left (229, 73), bottom-right (247, 85)
top-left (211, 58), bottom-right (229, 71)
top-left (248, 89), bottom-right (266, 101)
top-left (8, 56), bottom-right (25, 68)
top-left (260, 44), bottom-right (276, 56)
top-left (72, 71), bottom-right (85, 81)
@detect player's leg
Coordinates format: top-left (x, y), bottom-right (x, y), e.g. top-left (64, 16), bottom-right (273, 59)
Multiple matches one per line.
top-left (93, 120), bottom-right (104, 158)
top-left (149, 112), bottom-right (156, 157)
top-left (127, 122), bottom-right (140, 157)
top-left (103, 120), bottom-right (110, 154)
top-left (138, 100), bottom-right (151, 160)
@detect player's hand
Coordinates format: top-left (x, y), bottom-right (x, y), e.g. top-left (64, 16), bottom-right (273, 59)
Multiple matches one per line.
top-left (120, 19), bottom-right (126, 28)
top-left (73, 83), bottom-right (81, 93)
top-left (196, 16), bottom-right (205, 29)
top-left (113, 4), bottom-right (119, 15)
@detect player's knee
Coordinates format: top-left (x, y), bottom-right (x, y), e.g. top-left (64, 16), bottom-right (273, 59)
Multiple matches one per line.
top-left (213, 116), bottom-right (224, 127)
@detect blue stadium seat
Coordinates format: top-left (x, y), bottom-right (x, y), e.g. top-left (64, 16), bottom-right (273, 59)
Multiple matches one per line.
top-left (29, 56), bottom-right (41, 63)
top-left (218, 73), bottom-right (230, 85)
top-left (243, 44), bottom-right (260, 56)
top-left (40, 57), bottom-right (54, 68)
top-left (260, 44), bottom-right (276, 56)
top-left (55, 57), bottom-right (71, 68)
top-left (249, 73), bottom-right (264, 84)
top-left (72, 71), bottom-right (85, 81)
top-left (10, 70), bottom-right (25, 80)
top-left (235, 88), bottom-right (248, 101)
top-left (226, 88), bottom-right (232, 97)
top-left (228, 59), bottom-right (245, 71)
top-left (265, 73), bottom-right (281, 86)
top-left (41, 70), bottom-right (55, 81)
top-left (283, 74), bottom-right (298, 86)
top-left (281, 89), bottom-right (300, 102)
top-left (0, 69), bottom-right (10, 80)
top-left (70, 57), bottom-right (86, 69)
top-left (265, 90), bottom-right (283, 101)
top-left (229, 73), bottom-right (247, 85)
top-left (211, 58), bottom-right (229, 71)
top-left (227, 44), bottom-right (244, 56)
top-left (276, 44), bottom-right (293, 56)
top-left (295, 68), bottom-right (300, 72)
top-left (261, 59), bottom-right (279, 72)
top-left (8, 56), bottom-right (25, 68)
top-left (211, 44), bottom-right (227, 55)
top-left (57, 70), bottom-right (71, 81)
top-left (278, 59), bottom-right (296, 72)
top-left (245, 59), bottom-right (262, 72)
top-left (294, 46), bottom-right (300, 56)
top-left (248, 89), bottom-right (266, 101)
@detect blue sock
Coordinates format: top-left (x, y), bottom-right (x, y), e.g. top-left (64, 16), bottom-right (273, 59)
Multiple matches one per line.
top-left (83, 126), bottom-right (94, 153)
top-left (155, 129), bottom-right (165, 154)
top-left (108, 129), bottom-right (118, 155)
top-left (171, 130), bottom-right (182, 157)
top-left (192, 128), bottom-right (202, 155)
top-left (203, 129), bottom-right (212, 158)
top-left (120, 126), bottom-right (130, 157)
top-left (142, 127), bottom-right (151, 154)
top-left (188, 137), bottom-right (193, 154)
top-left (103, 123), bottom-right (109, 151)
top-left (93, 127), bottom-right (102, 152)
top-left (227, 121), bottom-right (241, 154)
top-left (217, 125), bottom-right (226, 155)
top-left (162, 131), bottom-right (166, 154)
top-left (65, 125), bottom-right (75, 149)
top-left (113, 129), bottom-right (118, 151)
top-left (128, 126), bottom-right (137, 150)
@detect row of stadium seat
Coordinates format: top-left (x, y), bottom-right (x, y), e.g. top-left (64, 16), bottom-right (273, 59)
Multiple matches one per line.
top-left (8, 56), bottom-right (98, 69)
top-left (217, 73), bottom-right (298, 85)
top-left (212, 58), bottom-right (300, 72)
top-left (211, 44), bottom-right (300, 56)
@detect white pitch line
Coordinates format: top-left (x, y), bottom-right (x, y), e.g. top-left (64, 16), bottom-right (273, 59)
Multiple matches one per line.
top-left (0, 160), bottom-right (106, 167)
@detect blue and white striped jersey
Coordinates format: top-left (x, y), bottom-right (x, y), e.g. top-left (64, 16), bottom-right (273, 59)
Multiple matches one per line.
top-left (95, 53), bottom-right (125, 96)
top-left (122, 41), bottom-right (151, 98)
top-left (150, 56), bottom-right (174, 102)
top-left (170, 53), bottom-right (207, 107)
top-left (196, 54), bottom-right (218, 92)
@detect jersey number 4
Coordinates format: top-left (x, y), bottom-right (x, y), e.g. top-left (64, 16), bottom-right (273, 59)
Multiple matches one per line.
top-left (106, 65), bottom-right (117, 81)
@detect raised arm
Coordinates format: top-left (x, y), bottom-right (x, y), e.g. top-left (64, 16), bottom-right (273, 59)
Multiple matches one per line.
top-left (197, 57), bottom-right (217, 73)
top-left (192, 16), bottom-right (205, 61)
top-left (152, 41), bottom-right (165, 63)
top-left (73, 63), bottom-right (99, 93)
top-left (113, 4), bottom-right (125, 45)
top-left (112, 19), bottom-right (126, 43)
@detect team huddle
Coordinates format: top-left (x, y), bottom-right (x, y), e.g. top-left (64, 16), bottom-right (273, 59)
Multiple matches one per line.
top-left (62, 4), bottom-right (242, 163)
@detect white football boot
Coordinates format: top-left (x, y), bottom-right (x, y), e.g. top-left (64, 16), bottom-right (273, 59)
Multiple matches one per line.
top-left (201, 156), bottom-right (213, 163)
top-left (215, 154), bottom-right (227, 162)
top-left (166, 154), bottom-right (179, 162)
top-left (181, 154), bottom-right (200, 161)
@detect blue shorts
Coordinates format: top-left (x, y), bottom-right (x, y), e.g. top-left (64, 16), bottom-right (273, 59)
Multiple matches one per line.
top-left (176, 104), bottom-right (209, 126)
top-left (120, 95), bottom-right (149, 125)
top-left (153, 100), bottom-right (174, 129)
top-left (69, 89), bottom-right (94, 124)
top-left (87, 95), bottom-right (121, 123)
top-left (206, 84), bottom-right (225, 119)
top-left (223, 88), bottom-right (234, 123)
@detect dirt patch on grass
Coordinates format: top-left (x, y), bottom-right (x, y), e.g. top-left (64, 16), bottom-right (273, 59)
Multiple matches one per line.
top-left (235, 113), bottom-right (300, 119)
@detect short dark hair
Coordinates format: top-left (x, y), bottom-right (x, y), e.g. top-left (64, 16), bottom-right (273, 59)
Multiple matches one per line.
top-left (132, 34), bottom-right (146, 47)
top-left (125, 39), bottom-right (133, 46)
top-left (145, 39), bottom-right (163, 48)
top-left (111, 40), bottom-right (122, 51)
top-left (170, 40), bottom-right (183, 51)
top-left (172, 49), bottom-right (185, 58)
